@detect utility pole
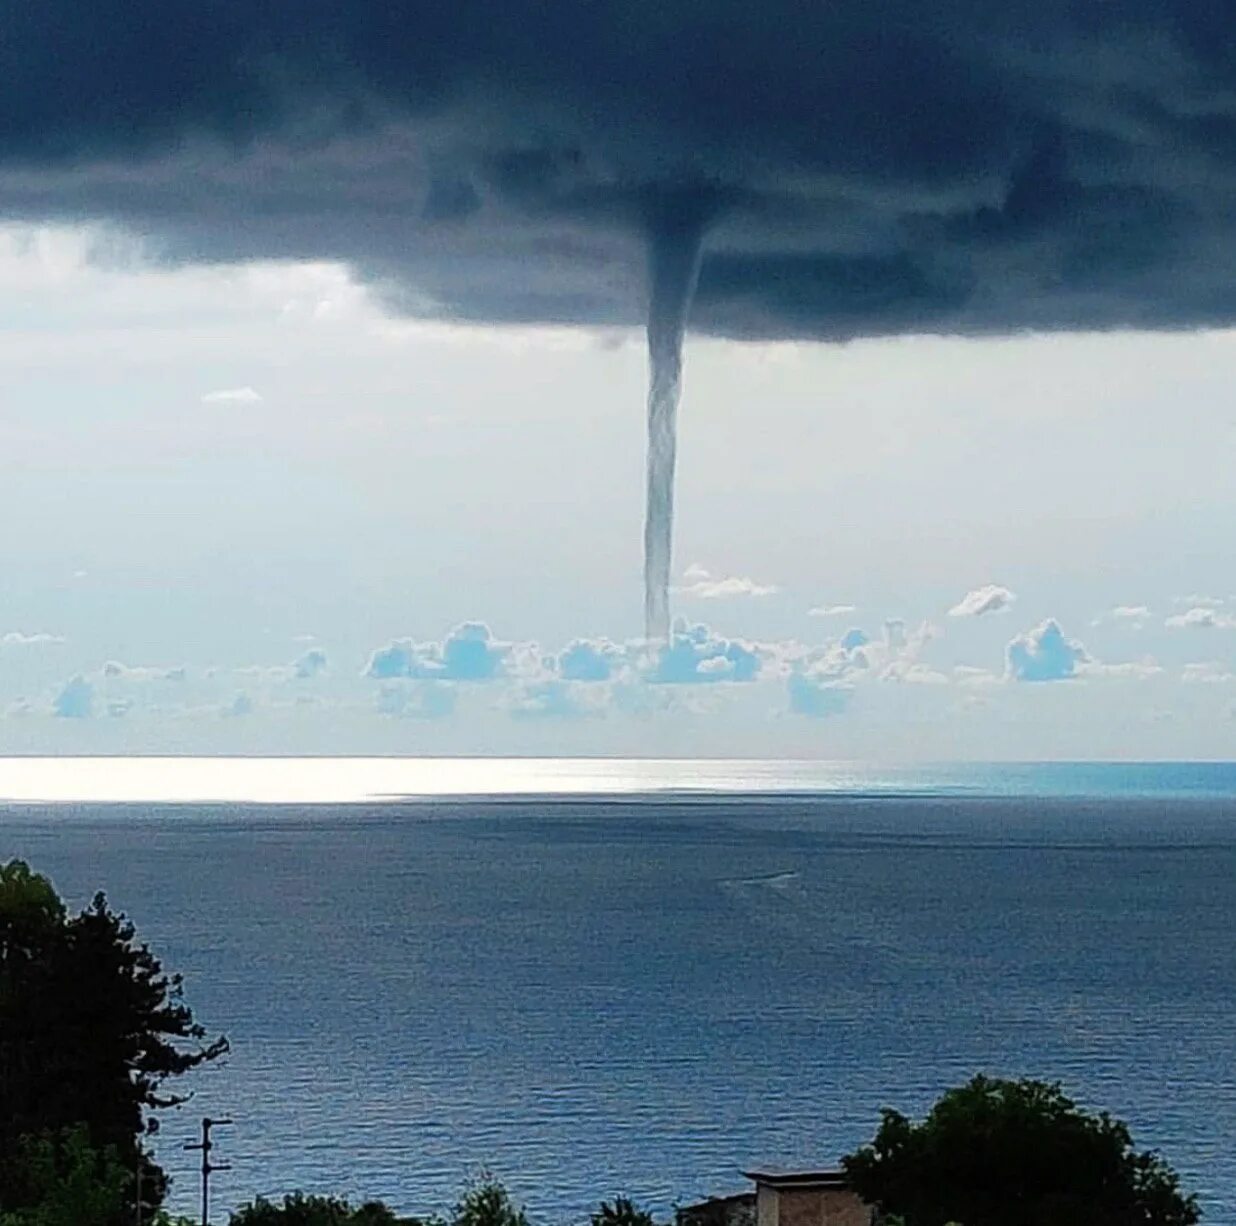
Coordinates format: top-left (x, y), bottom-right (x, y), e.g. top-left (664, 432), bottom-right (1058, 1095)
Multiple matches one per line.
top-left (184, 1116), bottom-right (232, 1226)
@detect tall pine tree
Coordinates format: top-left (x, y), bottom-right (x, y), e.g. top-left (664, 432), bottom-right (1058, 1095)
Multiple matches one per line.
top-left (0, 859), bottom-right (227, 1220)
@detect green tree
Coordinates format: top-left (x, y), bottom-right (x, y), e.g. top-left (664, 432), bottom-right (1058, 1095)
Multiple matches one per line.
top-left (0, 860), bottom-right (228, 1220)
top-left (228, 1193), bottom-right (404, 1225)
top-left (842, 1075), bottom-right (1199, 1226)
top-left (0, 1126), bottom-right (129, 1226)
top-left (450, 1178), bottom-right (527, 1226)
top-left (592, 1199), bottom-right (655, 1226)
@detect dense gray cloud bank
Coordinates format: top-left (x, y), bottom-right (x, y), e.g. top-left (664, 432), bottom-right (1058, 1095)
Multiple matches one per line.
top-left (5, 1), bottom-right (1236, 338)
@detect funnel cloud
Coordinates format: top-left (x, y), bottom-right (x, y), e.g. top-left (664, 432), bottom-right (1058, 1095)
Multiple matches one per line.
top-left (643, 200), bottom-right (710, 640)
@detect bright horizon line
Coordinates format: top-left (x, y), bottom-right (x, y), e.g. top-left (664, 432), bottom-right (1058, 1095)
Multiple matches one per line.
top-left (0, 756), bottom-right (1233, 805)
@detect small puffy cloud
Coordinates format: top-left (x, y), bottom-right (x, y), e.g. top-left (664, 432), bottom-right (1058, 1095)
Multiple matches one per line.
top-left (782, 618), bottom-right (937, 707)
top-left (949, 584), bottom-right (1016, 618)
top-left (366, 642), bottom-right (418, 679)
top-left (1166, 607), bottom-right (1236, 630)
top-left (223, 691), bottom-right (255, 718)
top-left (53, 675), bottom-right (94, 719)
top-left (293, 647), bottom-right (328, 679)
top-left (778, 628), bottom-right (873, 690)
top-left (883, 619), bottom-right (907, 650)
top-left (2, 631), bottom-right (65, 646)
top-left (508, 679), bottom-right (606, 720)
top-left (1182, 661), bottom-right (1236, 684)
top-left (1006, 619), bottom-right (1088, 683)
top-left (201, 387), bottom-right (263, 404)
top-left (1092, 605), bottom-right (1151, 628)
top-left (102, 661), bottom-right (186, 681)
top-left (365, 622), bottom-right (509, 681)
top-left (955, 665), bottom-right (1002, 687)
top-left (647, 620), bottom-right (761, 684)
top-left (376, 681), bottom-right (456, 719)
top-left (876, 620), bottom-right (942, 683)
top-left (807, 604), bottom-right (856, 618)
top-left (558, 638), bottom-right (621, 682)
top-left (892, 662), bottom-right (950, 685)
top-left (787, 672), bottom-right (852, 718)
top-left (676, 565), bottom-right (778, 599)
top-left (1080, 658), bottom-right (1163, 680)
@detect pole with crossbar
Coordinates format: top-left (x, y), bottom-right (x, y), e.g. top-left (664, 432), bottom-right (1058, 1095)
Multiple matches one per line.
top-left (183, 1116), bottom-right (232, 1226)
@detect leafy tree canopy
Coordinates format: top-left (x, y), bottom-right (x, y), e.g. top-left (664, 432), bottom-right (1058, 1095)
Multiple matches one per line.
top-left (0, 1127), bottom-right (128, 1226)
top-left (842, 1075), bottom-right (1199, 1226)
top-left (592, 1199), bottom-right (656, 1226)
top-left (0, 859), bottom-right (227, 1220)
top-left (449, 1178), bottom-right (528, 1226)
top-left (228, 1193), bottom-right (405, 1225)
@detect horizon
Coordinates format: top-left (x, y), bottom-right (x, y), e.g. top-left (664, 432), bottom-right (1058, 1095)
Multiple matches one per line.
top-left (4, 755), bottom-right (1236, 805)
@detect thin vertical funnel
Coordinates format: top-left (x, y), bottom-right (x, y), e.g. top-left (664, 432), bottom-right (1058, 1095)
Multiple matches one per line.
top-left (644, 212), bottom-right (706, 641)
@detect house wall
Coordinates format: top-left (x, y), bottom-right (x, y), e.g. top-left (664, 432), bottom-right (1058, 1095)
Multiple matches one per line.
top-left (818, 1189), bottom-right (871, 1226)
top-left (756, 1184), bottom-right (779, 1226)
top-left (759, 1186), bottom-right (872, 1226)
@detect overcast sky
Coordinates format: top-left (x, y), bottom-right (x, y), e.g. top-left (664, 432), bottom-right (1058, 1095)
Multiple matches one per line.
top-left (4, 222), bottom-right (1236, 758)
top-left (6, 3), bottom-right (1236, 758)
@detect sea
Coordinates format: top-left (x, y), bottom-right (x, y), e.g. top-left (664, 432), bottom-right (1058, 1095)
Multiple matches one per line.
top-left (2, 758), bottom-right (1235, 1222)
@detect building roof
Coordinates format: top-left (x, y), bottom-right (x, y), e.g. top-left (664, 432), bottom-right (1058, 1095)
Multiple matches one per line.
top-left (742, 1170), bottom-right (850, 1190)
top-left (677, 1191), bottom-right (755, 1212)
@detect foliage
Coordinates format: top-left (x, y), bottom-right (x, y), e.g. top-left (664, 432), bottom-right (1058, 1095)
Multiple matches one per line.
top-left (228, 1193), bottom-right (404, 1225)
top-left (0, 1126), bottom-right (129, 1226)
top-left (0, 859), bottom-right (228, 1220)
top-left (842, 1075), bottom-right (1200, 1226)
top-left (592, 1199), bottom-right (656, 1226)
top-left (450, 1177), bottom-right (528, 1226)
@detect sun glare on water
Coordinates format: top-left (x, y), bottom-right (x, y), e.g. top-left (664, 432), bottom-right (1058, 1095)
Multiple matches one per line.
top-left (0, 757), bottom-right (893, 804)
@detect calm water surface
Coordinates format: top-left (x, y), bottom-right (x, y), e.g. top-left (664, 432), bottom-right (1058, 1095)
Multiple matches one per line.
top-left (2, 765), bottom-right (1234, 1220)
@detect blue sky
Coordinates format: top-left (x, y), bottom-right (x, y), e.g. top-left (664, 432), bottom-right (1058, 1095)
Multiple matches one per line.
top-left (5, 225), bottom-right (1236, 759)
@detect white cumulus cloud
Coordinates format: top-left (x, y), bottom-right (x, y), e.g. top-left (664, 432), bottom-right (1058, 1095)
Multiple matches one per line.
top-left (293, 647), bottom-right (328, 679)
top-left (676, 564), bottom-right (778, 599)
top-left (1182, 661), bottom-right (1236, 684)
top-left (645, 620), bottom-right (763, 684)
top-left (1079, 658), bottom-right (1163, 680)
top-left (201, 386), bottom-right (263, 404)
top-left (1166, 607), bottom-right (1236, 630)
top-left (1092, 605), bottom-right (1151, 628)
top-left (1006, 619), bottom-right (1087, 683)
top-left (222, 691), bottom-right (255, 718)
top-left (366, 622), bottom-right (511, 681)
top-left (53, 675), bottom-right (94, 719)
top-left (949, 584), bottom-right (1016, 618)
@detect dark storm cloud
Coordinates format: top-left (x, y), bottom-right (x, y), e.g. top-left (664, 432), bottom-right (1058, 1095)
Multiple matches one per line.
top-left (5, 0), bottom-right (1236, 338)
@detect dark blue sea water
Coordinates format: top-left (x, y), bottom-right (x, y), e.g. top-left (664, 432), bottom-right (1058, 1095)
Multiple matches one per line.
top-left (3, 764), bottom-right (1236, 1221)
